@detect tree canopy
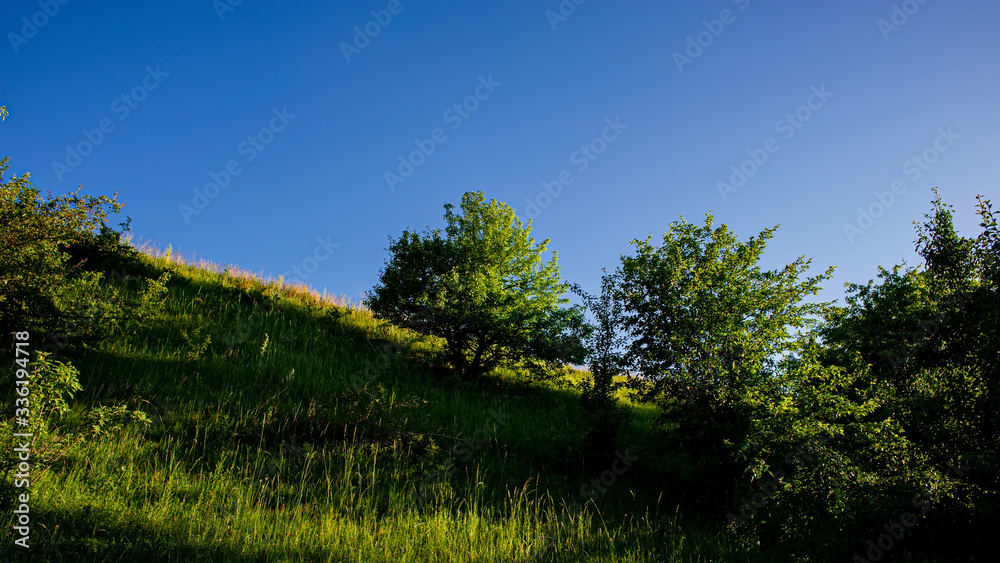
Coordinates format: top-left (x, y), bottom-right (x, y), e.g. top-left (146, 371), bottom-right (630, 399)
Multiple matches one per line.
top-left (365, 191), bottom-right (586, 380)
top-left (617, 213), bottom-right (834, 404)
top-left (1, 156), bottom-right (126, 338)
top-left (610, 213), bottom-right (835, 508)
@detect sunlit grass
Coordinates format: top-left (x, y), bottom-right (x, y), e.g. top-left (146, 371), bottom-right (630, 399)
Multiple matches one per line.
top-left (2, 246), bottom-right (773, 562)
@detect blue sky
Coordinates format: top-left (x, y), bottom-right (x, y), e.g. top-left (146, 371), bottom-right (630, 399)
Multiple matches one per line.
top-left (2, 0), bottom-right (998, 306)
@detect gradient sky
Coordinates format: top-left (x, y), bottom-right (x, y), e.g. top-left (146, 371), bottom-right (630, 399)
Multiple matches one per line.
top-left (2, 0), bottom-right (997, 307)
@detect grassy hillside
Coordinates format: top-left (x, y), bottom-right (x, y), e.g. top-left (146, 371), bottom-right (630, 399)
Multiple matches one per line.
top-left (3, 246), bottom-right (776, 562)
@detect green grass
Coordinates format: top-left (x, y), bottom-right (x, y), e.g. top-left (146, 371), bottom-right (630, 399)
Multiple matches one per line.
top-left (2, 248), bottom-right (778, 562)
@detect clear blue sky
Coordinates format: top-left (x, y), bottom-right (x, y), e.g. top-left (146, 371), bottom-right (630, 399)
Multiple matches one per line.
top-left (3, 0), bottom-right (997, 306)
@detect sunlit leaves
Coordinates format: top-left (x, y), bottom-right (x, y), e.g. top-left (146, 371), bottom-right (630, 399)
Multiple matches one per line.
top-left (366, 191), bottom-right (585, 380)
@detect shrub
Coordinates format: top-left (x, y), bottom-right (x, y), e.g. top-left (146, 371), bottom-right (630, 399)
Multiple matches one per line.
top-left (1, 156), bottom-right (126, 339)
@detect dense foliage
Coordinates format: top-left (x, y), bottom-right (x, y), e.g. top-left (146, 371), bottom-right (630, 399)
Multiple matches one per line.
top-left (611, 214), bottom-right (834, 507)
top-left (564, 200), bottom-right (994, 560)
top-left (1, 156), bottom-right (127, 339)
top-left (811, 191), bottom-right (998, 559)
top-left (366, 191), bottom-right (587, 380)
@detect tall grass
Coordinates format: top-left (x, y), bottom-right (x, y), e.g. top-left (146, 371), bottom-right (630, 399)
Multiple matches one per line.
top-left (2, 248), bottom-right (774, 562)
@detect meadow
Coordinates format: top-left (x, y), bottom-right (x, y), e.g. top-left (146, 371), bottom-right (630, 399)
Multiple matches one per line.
top-left (3, 172), bottom-right (995, 562)
top-left (2, 246), bottom-right (775, 562)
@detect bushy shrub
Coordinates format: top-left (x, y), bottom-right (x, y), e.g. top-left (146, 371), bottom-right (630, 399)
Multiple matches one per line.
top-left (815, 192), bottom-right (998, 559)
top-left (1, 156), bottom-right (127, 339)
top-left (735, 346), bottom-right (945, 560)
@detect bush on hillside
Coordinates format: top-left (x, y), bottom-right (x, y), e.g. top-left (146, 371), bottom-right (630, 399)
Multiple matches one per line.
top-left (814, 192), bottom-right (998, 559)
top-left (1, 156), bottom-right (128, 341)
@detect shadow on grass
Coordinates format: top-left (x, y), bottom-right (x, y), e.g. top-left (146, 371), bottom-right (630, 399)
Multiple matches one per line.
top-left (3, 505), bottom-right (354, 563)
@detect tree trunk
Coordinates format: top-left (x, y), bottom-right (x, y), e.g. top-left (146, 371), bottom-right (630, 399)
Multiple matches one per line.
top-left (468, 333), bottom-right (488, 380)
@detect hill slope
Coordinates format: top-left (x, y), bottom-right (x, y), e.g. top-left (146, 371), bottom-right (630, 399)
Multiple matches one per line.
top-left (3, 246), bottom-right (773, 562)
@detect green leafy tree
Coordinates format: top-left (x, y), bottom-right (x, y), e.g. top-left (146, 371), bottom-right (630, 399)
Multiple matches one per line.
top-left (366, 191), bottom-right (586, 380)
top-left (819, 191), bottom-right (998, 559)
top-left (1, 156), bottom-right (125, 339)
top-left (615, 213), bottom-right (834, 502)
top-left (735, 341), bottom-right (944, 560)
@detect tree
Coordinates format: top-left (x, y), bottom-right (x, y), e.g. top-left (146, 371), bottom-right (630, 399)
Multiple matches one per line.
top-left (736, 340), bottom-right (941, 560)
top-left (819, 192), bottom-right (998, 559)
top-left (572, 270), bottom-right (629, 454)
top-left (618, 212), bottom-right (834, 403)
top-left (1, 156), bottom-right (125, 339)
top-left (822, 192), bottom-right (998, 457)
top-left (615, 213), bottom-right (834, 502)
top-left (366, 191), bottom-right (586, 380)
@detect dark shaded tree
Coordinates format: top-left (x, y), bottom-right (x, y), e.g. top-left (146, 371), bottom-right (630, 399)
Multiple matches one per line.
top-left (572, 269), bottom-right (628, 454)
top-left (819, 191), bottom-right (998, 559)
